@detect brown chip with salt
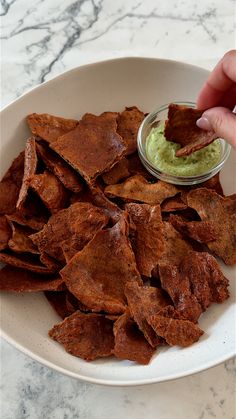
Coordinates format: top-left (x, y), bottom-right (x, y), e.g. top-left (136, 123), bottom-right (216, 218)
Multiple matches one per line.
top-left (169, 214), bottom-right (218, 243)
top-left (102, 143), bottom-right (156, 187)
top-left (31, 202), bottom-right (109, 264)
top-left (70, 181), bottom-right (123, 224)
top-left (187, 188), bottom-right (236, 265)
top-left (159, 251), bottom-right (229, 322)
top-left (161, 195), bottom-right (187, 212)
top-left (113, 311), bottom-right (155, 364)
top-left (89, 183), bottom-right (123, 223)
top-left (125, 203), bottom-right (164, 276)
top-left (45, 289), bottom-right (86, 319)
top-left (0, 152), bottom-right (24, 215)
top-left (125, 282), bottom-right (170, 347)
top-left (45, 290), bottom-right (88, 319)
top-left (65, 291), bottom-right (90, 314)
top-left (105, 175), bottom-right (179, 204)
top-left (164, 104), bottom-right (217, 156)
top-left (117, 106), bottom-right (145, 155)
top-left (201, 173), bottom-right (224, 196)
top-left (180, 252), bottom-right (229, 307)
top-left (45, 291), bottom-right (70, 319)
top-left (17, 138), bottom-right (37, 210)
top-left (0, 216), bottom-right (11, 251)
top-left (51, 112), bottom-right (126, 183)
top-left (27, 113), bottom-right (79, 144)
top-left (161, 221), bottom-right (195, 266)
top-left (181, 173), bottom-right (224, 205)
top-left (30, 170), bottom-right (69, 213)
top-left (6, 211), bottom-right (46, 231)
top-left (36, 141), bottom-right (83, 193)
top-left (49, 312), bottom-right (114, 361)
top-left (8, 222), bottom-right (39, 254)
top-left (40, 253), bottom-right (61, 272)
top-left (0, 265), bottom-right (64, 292)
top-left (148, 306), bottom-right (203, 347)
top-left (0, 252), bottom-right (56, 274)
top-left (60, 217), bottom-right (142, 314)
top-left (102, 158), bottom-right (130, 185)
top-left (128, 152), bottom-right (153, 178)
top-left (159, 263), bottom-right (202, 323)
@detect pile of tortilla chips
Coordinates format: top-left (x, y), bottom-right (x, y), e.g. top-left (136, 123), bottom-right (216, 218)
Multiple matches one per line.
top-left (0, 105), bottom-right (235, 365)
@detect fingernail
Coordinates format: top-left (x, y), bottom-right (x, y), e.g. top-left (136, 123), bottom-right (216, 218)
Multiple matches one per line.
top-left (196, 117), bottom-right (213, 131)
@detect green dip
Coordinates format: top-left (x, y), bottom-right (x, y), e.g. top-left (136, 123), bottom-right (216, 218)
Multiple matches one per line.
top-left (146, 122), bottom-right (221, 177)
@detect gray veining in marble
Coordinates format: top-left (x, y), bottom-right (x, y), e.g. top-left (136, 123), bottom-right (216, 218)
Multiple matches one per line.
top-left (1, 0), bottom-right (235, 106)
top-left (1, 0), bottom-right (236, 418)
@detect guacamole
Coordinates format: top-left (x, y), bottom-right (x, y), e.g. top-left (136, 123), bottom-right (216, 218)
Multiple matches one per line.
top-left (146, 122), bottom-right (221, 177)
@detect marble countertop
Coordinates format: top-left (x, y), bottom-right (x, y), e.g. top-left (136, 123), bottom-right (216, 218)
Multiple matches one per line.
top-left (1, 0), bottom-right (235, 418)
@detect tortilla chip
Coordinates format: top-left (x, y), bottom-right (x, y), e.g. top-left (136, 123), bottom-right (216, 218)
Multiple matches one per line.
top-left (169, 215), bottom-right (218, 243)
top-left (36, 141), bottom-right (83, 193)
top-left (8, 221), bottom-right (39, 254)
top-left (66, 291), bottom-right (89, 314)
top-left (161, 195), bottom-right (187, 212)
top-left (60, 218), bottom-right (142, 314)
top-left (161, 221), bottom-right (195, 265)
top-left (0, 216), bottom-right (11, 251)
top-left (125, 282), bottom-right (170, 347)
top-left (181, 173), bottom-right (224, 205)
top-left (0, 265), bottom-right (64, 292)
top-left (105, 175), bottom-right (179, 204)
top-left (158, 263), bottom-right (202, 323)
top-left (127, 152), bottom-right (153, 178)
top-left (40, 253), bottom-right (60, 272)
top-left (164, 104), bottom-right (217, 156)
top-left (117, 106), bottom-right (145, 155)
top-left (113, 311), bottom-right (155, 364)
top-left (17, 138), bottom-right (37, 210)
top-left (159, 251), bottom-right (229, 322)
top-left (44, 291), bottom-right (71, 319)
top-left (31, 202), bottom-right (109, 264)
top-left (30, 170), bottom-right (69, 213)
top-left (201, 173), bottom-right (224, 196)
top-left (61, 243), bottom-right (78, 264)
top-left (45, 290), bottom-right (88, 319)
top-left (6, 211), bottom-right (46, 231)
top-left (180, 252), bottom-right (229, 308)
top-left (225, 194), bottom-right (236, 215)
top-left (89, 184), bottom-right (123, 223)
top-left (0, 252), bottom-right (56, 274)
top-left (49, 312), bottom-right (114, 361)
top-left (187, 188), bottom-right (236, 265)
top-left (102, 158), bottom-right (130, 185)
top-left (27, 113), bottom-right (79, 144)
top-left (148, 306), bottom-right (203, 347)
top-left (71, 181), bottom-right (123, 224)
top-left (125, 203), bottom-right (164, 276)
top-left (51, 112), bottom-right (126, 183)
top-left (0, 152), bottom-right (24, 215)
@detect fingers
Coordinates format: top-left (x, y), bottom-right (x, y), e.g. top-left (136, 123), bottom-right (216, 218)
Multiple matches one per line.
top-left (196, 107), bottom-right (236, 148)
top-left (197, 50), bottom-right (236, 110)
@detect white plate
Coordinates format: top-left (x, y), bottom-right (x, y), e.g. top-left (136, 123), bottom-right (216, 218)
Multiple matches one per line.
top-left (0, 57), bottom-right (235, 386)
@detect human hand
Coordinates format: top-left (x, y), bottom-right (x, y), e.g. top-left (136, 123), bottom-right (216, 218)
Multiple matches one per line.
top-left (196, 50), bottom-right (236, 148)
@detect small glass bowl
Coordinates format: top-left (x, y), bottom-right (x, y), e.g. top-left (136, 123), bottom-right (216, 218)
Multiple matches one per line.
top-left (137, 101), bottom-right (231, 186)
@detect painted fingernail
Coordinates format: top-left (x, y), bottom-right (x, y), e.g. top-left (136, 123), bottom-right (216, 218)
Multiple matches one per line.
top-left (196, 117), bottom-right (213, 131)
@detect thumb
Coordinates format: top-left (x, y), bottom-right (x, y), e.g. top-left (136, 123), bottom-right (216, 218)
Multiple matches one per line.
top-left (196, 106), bottom-right (236, 149)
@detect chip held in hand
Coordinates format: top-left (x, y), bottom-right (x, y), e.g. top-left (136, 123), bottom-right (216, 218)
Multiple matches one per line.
top-left (164, 103), bottom-right (218, 157)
